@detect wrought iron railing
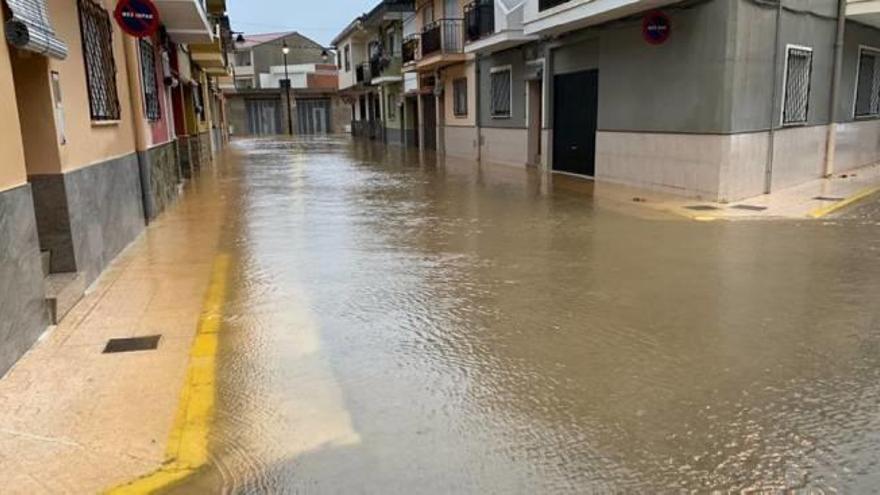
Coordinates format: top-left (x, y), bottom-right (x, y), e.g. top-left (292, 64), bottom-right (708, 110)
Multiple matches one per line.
top-left (402, 35), bottom-right (419, 64)
top-left (356, 62), bottom-right (371, 84)
top-left (421, 18), bottom-right (464, 57)
top-left (538, 0), bottom-right (571, 11)
top-left (465, 0), bottom-right (494, 43)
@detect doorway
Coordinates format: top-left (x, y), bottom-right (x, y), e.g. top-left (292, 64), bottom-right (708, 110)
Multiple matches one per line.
top-left (527, 78), bottom-right (543, 167)
top-left (552, 70), bottom-right (598, 177)
top-left (246, 99), bottom-right (281, 135)
top-left (421, 94), bottom-right (437, 150)
top-left (296, 98), bottom-right (331, 134)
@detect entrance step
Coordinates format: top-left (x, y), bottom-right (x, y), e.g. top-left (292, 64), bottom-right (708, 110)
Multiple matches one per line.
top-left (40, 251), bottom-right (50, 277)
top-left (45, 272), bottom-right (85, 324)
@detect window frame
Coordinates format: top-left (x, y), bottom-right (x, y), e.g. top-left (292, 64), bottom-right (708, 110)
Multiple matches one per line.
top-left (452, 77), bottom-right (468, 117)
top-left (853, 45), bottom-right (880, 119)
top-left (344, 44), bottom-right (351, 72)
top-left (139, 38), bottom-right (161, 122)
top-left (489, 65), bottom-right (512, 119)
top-left (77, 0), bottom-right (121, 122)
top-left (780, 44), bottom-right (813, 126)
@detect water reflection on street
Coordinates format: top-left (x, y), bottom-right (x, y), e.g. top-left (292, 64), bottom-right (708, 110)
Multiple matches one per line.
top-left (181, 136), bottom-right (880, 492)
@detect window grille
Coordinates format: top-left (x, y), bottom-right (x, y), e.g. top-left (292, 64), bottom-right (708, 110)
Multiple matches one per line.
top-left (782, 46), bottom-right (812, 125)
top-left (490, 68), bottom-right (511, 118)
top-left (855, 49), bottom-right (880, 117)
top-left (139, 39), bottom-right (161, 121)
top-left (453, 78), bottom-right (467, 116)
top-left (78, 0), bottom-right (120, 121)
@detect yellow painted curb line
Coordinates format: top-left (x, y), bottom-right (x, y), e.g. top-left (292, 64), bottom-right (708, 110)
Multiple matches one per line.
top-left (809, 186), bottom-right (880, 219)
top-left (105, 254), bottom-right (230, 495)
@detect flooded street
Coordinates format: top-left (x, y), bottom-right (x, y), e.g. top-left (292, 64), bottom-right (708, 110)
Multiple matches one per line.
top-left (182, 136), bottom-right (880, 492)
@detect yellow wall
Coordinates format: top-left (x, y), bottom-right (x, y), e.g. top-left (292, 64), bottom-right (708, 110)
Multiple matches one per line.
top-left (0, 24), bottom-right (28, 191)
top-left (10, 52), bottom-right (62, 176)
top-left (47, 0), bottom-right (136, 173)
top-left (443, 61), bottom-right (476, 127)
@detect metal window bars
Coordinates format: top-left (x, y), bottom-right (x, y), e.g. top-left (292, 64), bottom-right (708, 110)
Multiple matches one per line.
top-left (490, 69), bottom-right (511, 117)
top-left (782, 47), bottom-right (812, 125)
top-left (77, 0), bottom-right (119, 121)
top-left (421, 18), bottom-right (463, 57)
top-left (139, 39), bottom-right (161, 122)
top-left (855, 50), bottom-right (880, 117)
top-left (453, 78), bottom-right (467, 116)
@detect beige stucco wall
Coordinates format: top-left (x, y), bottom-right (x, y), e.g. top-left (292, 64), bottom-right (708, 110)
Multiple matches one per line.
top-left (45, 0), bottom-right (136, 173)
top-left (443, 61), bottom-right (476, 127)
top-left (0, 23), bottom-right (29, 192)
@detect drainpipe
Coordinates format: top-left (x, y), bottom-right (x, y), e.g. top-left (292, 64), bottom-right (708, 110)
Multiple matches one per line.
top-left (764, 0), bottom-right (783, 194)
top-left (824, 0), bottom-right (847, 178)
top-left (475, 54), bottom-right (482, 163)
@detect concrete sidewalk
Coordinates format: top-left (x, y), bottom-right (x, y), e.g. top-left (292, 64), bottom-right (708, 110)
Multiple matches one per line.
top-left (591, 162), bottom-right (880, 221)
top-left (0, 171), bottom-right (229, 493)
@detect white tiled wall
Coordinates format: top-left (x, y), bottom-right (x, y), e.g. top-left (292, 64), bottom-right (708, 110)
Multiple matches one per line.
top-left (444, 125), bottom-right (479, 160)
top-left (834, 119), bottom-right (880, 173)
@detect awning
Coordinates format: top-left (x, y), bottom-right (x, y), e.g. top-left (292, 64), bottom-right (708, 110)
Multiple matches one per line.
top-left (4, 0), bottom-right (68, 59)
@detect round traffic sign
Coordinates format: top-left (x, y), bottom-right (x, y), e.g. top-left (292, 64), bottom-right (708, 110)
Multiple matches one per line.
top-left (114, 0), bottom-right (160, 38)
top-left (642, 11), bottom-right (671, 45)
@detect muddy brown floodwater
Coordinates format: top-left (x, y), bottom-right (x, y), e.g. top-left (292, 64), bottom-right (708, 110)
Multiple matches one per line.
top-left (169, 136), bottom-right (880, 493)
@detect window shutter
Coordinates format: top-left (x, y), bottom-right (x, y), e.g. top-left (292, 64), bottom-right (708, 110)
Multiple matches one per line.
top-left (5, 0), bottom-right (68, 59)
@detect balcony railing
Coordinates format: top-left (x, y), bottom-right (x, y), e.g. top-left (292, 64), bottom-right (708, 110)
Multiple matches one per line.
top-left (538, 0), bottom-right (571, 11)
top-left (465, 0), bottom-right (494, 42)
top-left (402, 35), bottom-right (420, 64)
top-left (420, 19), bottom-right (464, 57)
top-left (356, 62), bottom-right (371, 84)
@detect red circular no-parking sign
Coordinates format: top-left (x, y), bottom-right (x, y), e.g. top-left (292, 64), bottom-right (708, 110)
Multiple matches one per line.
top-left (642, 11), bottom-right (671, 45)
top-left (114, 0), bottom-right (160, 38)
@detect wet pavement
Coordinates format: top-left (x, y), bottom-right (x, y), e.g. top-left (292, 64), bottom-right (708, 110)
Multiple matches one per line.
top-left (167, 136), bottom-right (880, 492)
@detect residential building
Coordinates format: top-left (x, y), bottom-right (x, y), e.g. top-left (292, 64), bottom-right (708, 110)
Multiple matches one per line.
top-left (224, 32), bottom-right (347, 136)
top-left (509, 0), bottom-right (880, 201)
top-left (0, 0), bottom-right (232, 376)
top-left (333, 17), bottom-right (384, 139)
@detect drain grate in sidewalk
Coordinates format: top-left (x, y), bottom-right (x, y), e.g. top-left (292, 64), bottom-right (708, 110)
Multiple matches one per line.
top-left (103, 335), bottom-right (161, 354)
top-left (731, 204), bottom-right (768, 211)
top-left (813, 196), bottom-right (845, 202)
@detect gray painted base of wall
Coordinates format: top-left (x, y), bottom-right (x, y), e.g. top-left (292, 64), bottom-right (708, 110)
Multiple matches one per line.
top-left (138, 140), bottom-right (181, 222)
top-left (0, 184), bottom-right (49, 376)
top-left (31, 154), bottom-right (145, 285)
top-left (386, 127), bottom-right (404, 147)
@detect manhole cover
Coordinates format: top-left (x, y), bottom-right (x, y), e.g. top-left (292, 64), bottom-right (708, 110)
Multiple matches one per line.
top-left (813, 196), bottom-right (844, 202)
top-left (684, 205), bottom-right (720, 211)
top-left (103, 335), bottom-right (161, 354)
top-left (731, 204), bottom-right (767, 211)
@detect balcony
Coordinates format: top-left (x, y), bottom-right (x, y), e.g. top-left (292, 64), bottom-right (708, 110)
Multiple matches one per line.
top-left (190, 37), bottom-right (228, 75)
top-left (523, 0), bottom-right (680, 37)
top-left (154, 0), bottom-right (213, 43)
top-left (538, 0), bottom-right (569, 11)
top-left (355, 62), bottom-right (372, 85)
top-left (848, 0), bottom-right (880, 28)
top-left (417, 19), bottom-right (467, 71)
top-left (402, 35), bottom-right (420, 65)
top-left (465, 0), bottom-right (495, 42)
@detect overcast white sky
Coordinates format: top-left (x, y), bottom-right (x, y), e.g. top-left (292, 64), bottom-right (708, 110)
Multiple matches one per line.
top-left (227, 0), bottom-right (377, 46)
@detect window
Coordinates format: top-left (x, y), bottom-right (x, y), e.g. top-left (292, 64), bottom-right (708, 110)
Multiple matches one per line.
top-left (337, 50), bottom-right (342, 69)
top-left (453, 77), bottom-right (467, 116)
top-left (855, 48), bottom-right (880, 117)
top-left (387, 93), bottom-right (397, 119)
top-left (344, 44), bottom-right (351, 71)
top-left (139, 39), bottom-right (161, 121)
top-left (78, 0), bottom-right (120, 121)
top-left (782, 45), bottom-right (812, 125)
top-left (235, 77), bottom-right (254, 90)
top-left (234, 51), bottom-right (252, 67)
top-left (490, 67), bottom-right (511, 118)
top-left (193, 83), bottom-right (205, 122)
